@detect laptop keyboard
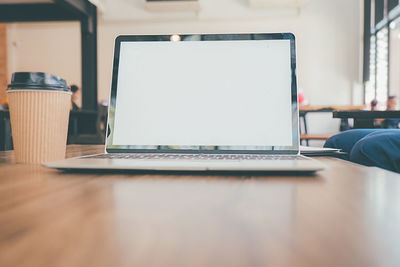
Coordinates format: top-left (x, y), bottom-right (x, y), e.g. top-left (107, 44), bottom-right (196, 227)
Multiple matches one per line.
top-left (88, 153), bottom-right (306, 161)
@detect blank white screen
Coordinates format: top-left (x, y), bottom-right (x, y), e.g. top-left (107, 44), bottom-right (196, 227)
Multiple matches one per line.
top-left (113, 39), bottom-right (293, 147)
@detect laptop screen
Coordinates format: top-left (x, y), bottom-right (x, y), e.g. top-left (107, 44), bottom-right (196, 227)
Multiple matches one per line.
top-left (107, 34), bottom-right (298, 153)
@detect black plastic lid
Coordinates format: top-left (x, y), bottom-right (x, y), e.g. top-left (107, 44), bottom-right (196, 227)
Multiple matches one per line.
top-left (7, 72), bottom-right (70, 92)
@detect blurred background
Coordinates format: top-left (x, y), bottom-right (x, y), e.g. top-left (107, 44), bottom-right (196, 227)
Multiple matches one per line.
top-left (0, 0), bottom-right (397, 148)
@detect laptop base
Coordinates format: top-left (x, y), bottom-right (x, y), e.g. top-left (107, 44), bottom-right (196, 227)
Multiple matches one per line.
top-left (44, 154), bottom-right (327, 173)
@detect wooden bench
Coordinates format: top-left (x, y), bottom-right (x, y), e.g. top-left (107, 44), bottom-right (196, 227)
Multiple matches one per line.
top-left (300, 134), bottom-right (332, 141)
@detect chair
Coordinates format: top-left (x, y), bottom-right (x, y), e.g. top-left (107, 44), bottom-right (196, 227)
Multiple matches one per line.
top-left (68, 104), bottom-right (108, 144)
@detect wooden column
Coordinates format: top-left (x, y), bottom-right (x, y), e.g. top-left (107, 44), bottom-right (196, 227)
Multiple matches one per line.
top-left (80, 3), bottom-right (98, 112)
top-left (0, 24), bottom-right (7, 104)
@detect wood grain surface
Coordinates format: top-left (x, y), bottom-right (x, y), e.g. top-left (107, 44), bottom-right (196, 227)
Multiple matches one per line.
top-left (1, 145), bottom-right (400, 267)
top-left (299, 105), bottom-right (366, 112)
top-left (0, 23), bottom-right (7, 104)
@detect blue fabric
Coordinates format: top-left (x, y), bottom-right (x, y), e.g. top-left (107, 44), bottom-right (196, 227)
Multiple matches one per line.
top-left (324, 129), bottom-right (384, 156)
top-left (324, 129), bottom-right (400, 172)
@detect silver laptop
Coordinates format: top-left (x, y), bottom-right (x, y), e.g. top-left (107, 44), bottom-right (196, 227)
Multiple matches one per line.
top-left (45, 33), bottom-right (326, 173)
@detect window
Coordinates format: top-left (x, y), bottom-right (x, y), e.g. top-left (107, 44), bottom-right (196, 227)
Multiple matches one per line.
top-left (389, 18), bottom-right (400, 97)
top-left (365, 35), bottom-right (376, 104)
top-left (376, 27), bottom-right (389, 103)
top-left (364, 0), bottom-right (400, 106)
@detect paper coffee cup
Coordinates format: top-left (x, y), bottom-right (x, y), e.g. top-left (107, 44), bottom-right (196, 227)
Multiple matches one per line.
top-left (7, 72), bottom-right (72, 164)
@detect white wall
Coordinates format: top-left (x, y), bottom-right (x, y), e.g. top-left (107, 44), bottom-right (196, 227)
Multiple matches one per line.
top-left (6, 22), bottom-right (82, 105)
top-left (5, 0), bottom-right (363, 140)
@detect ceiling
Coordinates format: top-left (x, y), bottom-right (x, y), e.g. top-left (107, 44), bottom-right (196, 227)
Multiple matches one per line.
top-left (0, 0), bottom-right (309, 22)
top-left (99, 0), bottom-right (309, 22)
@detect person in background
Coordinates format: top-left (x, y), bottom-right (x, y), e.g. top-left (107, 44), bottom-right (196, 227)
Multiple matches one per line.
top-left (370, 99), bottom-right (378, 110)
top-left (387, 95), bottom-right (397, 110)
top-left (70, 84), bottom-right (80, 111)
top-left (381, 95), bottom-right (400, 128)
top-left (369, 99), bottom-right (384, 127)
top-left (369, 99), bottom-right (382, 127)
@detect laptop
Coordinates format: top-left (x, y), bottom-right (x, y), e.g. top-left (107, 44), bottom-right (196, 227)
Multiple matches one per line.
top-left (45, 33), bottom-right (326, 173)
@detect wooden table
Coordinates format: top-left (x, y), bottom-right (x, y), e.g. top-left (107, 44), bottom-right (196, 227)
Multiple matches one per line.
top-left (333, 110), bottom-right (400, 128)
top-left (1, 145), bottom-right (400, 267)
top-left (299, 105), bottom-right (366, 112)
